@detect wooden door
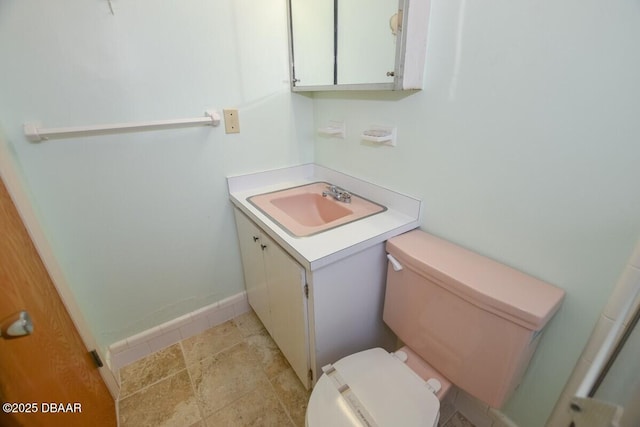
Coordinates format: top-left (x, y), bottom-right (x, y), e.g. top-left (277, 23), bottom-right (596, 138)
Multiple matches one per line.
top-left (0, 176), bottom-right (116, 426)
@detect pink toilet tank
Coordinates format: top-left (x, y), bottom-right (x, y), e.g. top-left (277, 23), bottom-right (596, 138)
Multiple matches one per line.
top-left (383, 230), bottom-right (565, 408)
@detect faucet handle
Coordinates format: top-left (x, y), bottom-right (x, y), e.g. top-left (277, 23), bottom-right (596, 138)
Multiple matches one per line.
top-left (326, 184), bottom-right (342, 194)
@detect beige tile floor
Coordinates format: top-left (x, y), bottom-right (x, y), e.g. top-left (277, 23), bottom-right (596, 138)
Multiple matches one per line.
top-left (442, 412), bottom-right (476, 427)
top-left (117, 311), bottom-right (310, 427)
top-left (117, 309), bottom-right (475, 427)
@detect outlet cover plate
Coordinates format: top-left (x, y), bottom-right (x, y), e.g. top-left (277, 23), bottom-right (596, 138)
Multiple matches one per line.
top-left (223, 109), bottom-right (240, 134)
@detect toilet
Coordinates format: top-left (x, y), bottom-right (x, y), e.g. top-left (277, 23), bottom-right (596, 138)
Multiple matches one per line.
top-left (306, 230), bottom-right (565, 426)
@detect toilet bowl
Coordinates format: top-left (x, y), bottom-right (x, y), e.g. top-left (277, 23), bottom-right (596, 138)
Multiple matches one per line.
top-left (305, 230), bottom-right (565, 426)
top-left (306, 348), bottom-right (440, 427)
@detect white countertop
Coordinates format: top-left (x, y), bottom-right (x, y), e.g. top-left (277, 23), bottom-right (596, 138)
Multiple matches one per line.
top-left (227, 164), bottom-right (422, 271)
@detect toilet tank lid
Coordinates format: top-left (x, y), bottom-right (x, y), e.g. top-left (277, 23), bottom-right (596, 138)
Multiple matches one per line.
top-left (386, 230), bottom-right (565, 331)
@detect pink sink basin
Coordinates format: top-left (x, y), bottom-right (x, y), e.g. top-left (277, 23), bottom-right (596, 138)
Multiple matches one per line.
top-left (247, 182), bottom-right (386, 237)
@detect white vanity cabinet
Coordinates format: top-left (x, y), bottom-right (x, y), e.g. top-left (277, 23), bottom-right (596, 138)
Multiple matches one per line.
top-left (228, 164), bottom-right (422, 388)
top-left (233, 207), bottom-right (397, 388)
top-left (233, 209), bottom-right (310, 389)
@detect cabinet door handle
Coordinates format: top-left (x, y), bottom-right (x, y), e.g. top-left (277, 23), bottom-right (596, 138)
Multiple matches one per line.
top-left (260, 244), bottom-right (267, 250)
top-left (253, 236), bottom-right (260, 242)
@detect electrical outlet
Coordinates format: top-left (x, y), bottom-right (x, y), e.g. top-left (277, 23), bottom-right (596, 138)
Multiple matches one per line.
top-left (223, 109), bottom-right (240, 134)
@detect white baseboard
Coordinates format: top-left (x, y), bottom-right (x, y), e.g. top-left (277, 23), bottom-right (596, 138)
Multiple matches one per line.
top-left (106, 291), bottom-right (250, 374)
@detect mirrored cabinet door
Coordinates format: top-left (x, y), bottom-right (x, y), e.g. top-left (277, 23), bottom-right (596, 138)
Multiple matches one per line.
top-left (337, 0), bottom-right (397, 85)
top-left (289, 0), bottom-right (334, 86)
top-left (288, 0), bottom-right (430, 92)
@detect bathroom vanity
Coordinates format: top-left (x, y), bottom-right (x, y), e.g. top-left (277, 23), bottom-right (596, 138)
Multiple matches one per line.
top-left (228, 164), bottom-right (422, 388)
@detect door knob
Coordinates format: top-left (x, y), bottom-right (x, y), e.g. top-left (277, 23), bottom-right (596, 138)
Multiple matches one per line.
top-left (0, 310), bottom-right (34, 339)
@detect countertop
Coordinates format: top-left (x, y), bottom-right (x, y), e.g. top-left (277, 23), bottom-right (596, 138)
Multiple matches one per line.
top-left (227, 164), bottom-right (422, 271)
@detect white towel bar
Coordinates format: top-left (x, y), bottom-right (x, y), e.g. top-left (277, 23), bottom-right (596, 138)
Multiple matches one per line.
top-left (23, 110), bottom-right (221, 142)
top-left (574, 276), bottom-right (640, 398)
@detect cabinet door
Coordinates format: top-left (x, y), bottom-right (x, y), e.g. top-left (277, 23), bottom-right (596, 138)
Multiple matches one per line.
top-left (262, 233), bottom-right (310, 389)
top-left (233, 209), bottom-right (271, 332)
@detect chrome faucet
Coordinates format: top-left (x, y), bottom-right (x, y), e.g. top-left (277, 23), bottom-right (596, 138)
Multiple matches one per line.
top-left (322, 184), bottom-right (351, 203)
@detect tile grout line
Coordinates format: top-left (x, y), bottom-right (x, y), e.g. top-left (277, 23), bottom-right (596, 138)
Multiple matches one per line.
top-left (235, 316), bottom-right (300, 426)
top-left (266, 373), bottom-right (299, 427)
top-left (236, 313), bottom-right (306, 427)
top-left (118, 367), bottom-right (189, 402)
top-left (118, 328), bottom-right (246, 424)
top-left (181, 329), bottom-right (250, 425)
top-left (180, 340), bottom-right (208, 427)
top-left (203, 371), bottom-right (274, 422)
top-left (118, 311), bottom-right (305, 426)
top-left (181, 319), bottom-right (267, 424)
top-left (192, 329), bottom-right (276, 424)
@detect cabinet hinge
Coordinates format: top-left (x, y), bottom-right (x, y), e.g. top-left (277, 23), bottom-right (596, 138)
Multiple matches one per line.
top-left (304, 283), bottom-right (309, 298)
top-left (89, 349), bottom-right (104, 368)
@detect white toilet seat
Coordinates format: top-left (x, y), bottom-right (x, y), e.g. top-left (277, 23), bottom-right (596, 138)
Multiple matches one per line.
top-left (306, 348), bottom-right (440, 427)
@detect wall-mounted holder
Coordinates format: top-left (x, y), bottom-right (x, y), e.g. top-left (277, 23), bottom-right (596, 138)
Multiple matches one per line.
top-left (361, 125), bottom-right (397, 146)
top-left (317, 120), bottom-right (346, 139)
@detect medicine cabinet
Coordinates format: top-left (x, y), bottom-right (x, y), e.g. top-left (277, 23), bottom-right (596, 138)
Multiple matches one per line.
top-left (287, 0), bottom-right (430, 91)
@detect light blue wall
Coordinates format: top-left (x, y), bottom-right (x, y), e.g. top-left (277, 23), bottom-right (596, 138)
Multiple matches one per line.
top-left (2, 0), bottom-right (640, 425)
top-left (314, 0), bottom-right (640, 426)
top-left (0, 0), bottom-right (313, 348)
